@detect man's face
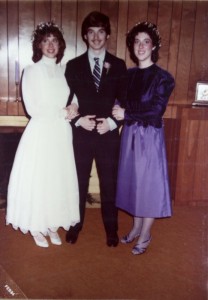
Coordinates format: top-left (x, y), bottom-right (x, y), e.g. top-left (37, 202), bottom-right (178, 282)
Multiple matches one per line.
top-left (84, 27), bottom-right (109, 52)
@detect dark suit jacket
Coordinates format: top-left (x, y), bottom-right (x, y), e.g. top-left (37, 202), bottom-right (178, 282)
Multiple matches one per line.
top-left (65, 51), bottom-right (127, 134)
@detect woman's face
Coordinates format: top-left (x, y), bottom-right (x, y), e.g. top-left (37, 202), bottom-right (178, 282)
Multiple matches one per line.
top-left (39, 34), bottom-right (59, 59)
top-left (133, 32), bottom-right (154, 66)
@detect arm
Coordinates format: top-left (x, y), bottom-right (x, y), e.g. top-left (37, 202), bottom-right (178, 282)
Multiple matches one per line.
top-left (103, 59), bottom-right (128, 132)
top-left (22, 66), bottom-right (39, 117)
top-left (110, 60), bottom-right (128, 126)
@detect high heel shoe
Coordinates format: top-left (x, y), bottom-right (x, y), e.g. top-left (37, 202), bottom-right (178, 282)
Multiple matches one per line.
top-left (33, 233), bottom-right (49, 248)
top-left (132, 236), bottom-right (152, 255)
top-left (120, 234), bottom-right (140, 244)
top-left (48, 230), bottom-right (62, 245)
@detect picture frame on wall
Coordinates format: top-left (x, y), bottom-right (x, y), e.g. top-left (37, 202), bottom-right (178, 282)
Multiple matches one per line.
top-left (192, 82), bottom-right (208, 106)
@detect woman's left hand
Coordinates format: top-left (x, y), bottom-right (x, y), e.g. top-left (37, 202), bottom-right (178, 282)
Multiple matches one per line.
top-left (112, 105), bottom-right (125, 120)
top-left (65, 103), bottom-right (79, 120)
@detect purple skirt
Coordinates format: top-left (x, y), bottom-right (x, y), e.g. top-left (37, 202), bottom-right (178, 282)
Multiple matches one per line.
top-left (116, 124), bottom-right (172, 218)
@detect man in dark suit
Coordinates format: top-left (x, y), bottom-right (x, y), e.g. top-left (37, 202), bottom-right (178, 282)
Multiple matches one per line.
top-left (65, 11), bottom-right (127, 247)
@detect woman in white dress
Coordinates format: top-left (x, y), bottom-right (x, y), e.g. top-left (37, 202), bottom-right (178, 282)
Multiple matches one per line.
top-left (6, 21), bottom-right (80, 248)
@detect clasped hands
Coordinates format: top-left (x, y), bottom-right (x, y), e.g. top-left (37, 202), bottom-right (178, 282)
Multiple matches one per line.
top-left (79, 115), bottom-right (110, 135)
top-left (64, 104), bottom-right (109, 134)
top-left (64, 103), bottom-right (125, 134)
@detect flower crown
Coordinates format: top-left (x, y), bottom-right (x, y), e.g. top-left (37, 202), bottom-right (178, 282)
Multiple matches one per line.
top-left (31, 21), bottom-right (63, 41)
top-left (128, 21), bottom-right (162, 48)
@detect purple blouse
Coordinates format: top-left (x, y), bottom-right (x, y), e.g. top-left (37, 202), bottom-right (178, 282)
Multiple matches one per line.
top-left (124, 64), bottom-right (175, 128)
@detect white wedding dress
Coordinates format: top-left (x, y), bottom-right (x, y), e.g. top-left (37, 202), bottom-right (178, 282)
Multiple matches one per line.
top-left (6, 55), bottom-right (80, 235)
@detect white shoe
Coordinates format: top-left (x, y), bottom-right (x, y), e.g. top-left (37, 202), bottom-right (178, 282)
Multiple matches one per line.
top-left (33, 233), bottom-right (49, 248)
top-left (48, 230), bottom-right (62, 245)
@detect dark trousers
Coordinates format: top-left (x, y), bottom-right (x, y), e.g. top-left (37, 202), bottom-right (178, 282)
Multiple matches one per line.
top-left (72, 130), bottom-right (119, 235)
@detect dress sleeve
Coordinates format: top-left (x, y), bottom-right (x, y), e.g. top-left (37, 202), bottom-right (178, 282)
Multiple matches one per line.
top-left (125, 72), bottom-right (175, 122)
top-left (22, 65), bottom-right (39, 117)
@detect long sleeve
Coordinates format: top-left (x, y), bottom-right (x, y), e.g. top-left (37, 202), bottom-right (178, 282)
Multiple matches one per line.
top-left (22, 65), bottom-right (40, 117)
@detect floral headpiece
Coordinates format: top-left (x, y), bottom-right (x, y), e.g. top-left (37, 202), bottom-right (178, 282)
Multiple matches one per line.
top-left (127, 21), bottom-right (162, 48)
top-left (31, 21), bottom-right (63, 41)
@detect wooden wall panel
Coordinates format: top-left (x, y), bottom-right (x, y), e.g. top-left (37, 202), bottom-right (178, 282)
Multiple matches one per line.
top-left (101, 0), bottom-right (119, 56)
top-left (35, 0), bottom-right (51, 25)
top-left (19, 1), bottom-right (34, 72)
top-left (126, 0), bottom-right (149, 67)
top-left (8, 1), bottom-right (19, 103)
top-left (1, 0), bottom-right (208, 105)
top-left (116, 0), bottom-right (128, 60)
top-left (0, 1), bottom-right (8, 104)
top-left (61, 0), bottom-right (77, 64)
top-left (76, 0), bottom-right (100, 56)
top-left (147, 0), bottom-right (159, 25)
top-left (167, 0), bottom-right (182, 104)
top-left (175, 108), bottom-right (208, 205)
top-left (192, 121), bottom-right (208, 202)
top-left (174, 1), bottom-right (196, 104)
top-left (157, 1), bottom-right (173, 70)
top-left (51, 0), bottom-right (62, 26)
top-left (147, 0), bottom-right (159, 24)
top-left (188, 1), bottom-right (208, 102)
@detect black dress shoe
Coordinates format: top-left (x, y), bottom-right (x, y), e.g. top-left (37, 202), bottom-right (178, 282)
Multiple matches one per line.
top-left (106, 233), bottom-right (119, 247)
top-left (66, 229), bottom-right (79, 244)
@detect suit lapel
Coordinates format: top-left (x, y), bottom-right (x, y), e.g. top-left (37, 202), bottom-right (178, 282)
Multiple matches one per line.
top-left (99, 52), bottom-right (112, 91)
top-left (82, 52), bottom-right (93, 77)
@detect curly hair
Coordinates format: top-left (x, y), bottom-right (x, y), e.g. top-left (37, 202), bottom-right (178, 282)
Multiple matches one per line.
top-left (126, 21), bottom-right (161, 65)
top-left (32, 21), bottom-right (66, 64)
top-left (81, 11), bottom-right (111, 45)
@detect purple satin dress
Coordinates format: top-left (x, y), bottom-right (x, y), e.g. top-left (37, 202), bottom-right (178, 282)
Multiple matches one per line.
top-left (116, 64), bottom-right (175, 218)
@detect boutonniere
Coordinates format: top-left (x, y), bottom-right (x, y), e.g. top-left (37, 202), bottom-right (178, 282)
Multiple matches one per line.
top-left (103, 62), bottom-right (111, 75)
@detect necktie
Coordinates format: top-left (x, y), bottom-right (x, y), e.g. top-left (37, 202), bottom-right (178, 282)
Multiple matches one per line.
top-left (93, 57), bottom-right (101, 91)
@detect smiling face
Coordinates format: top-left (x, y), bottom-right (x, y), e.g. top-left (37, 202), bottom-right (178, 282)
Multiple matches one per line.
top-left (39, 34), bottom-right (59, 59)
top-left (134, 32), bottom-right (155, 68)
top-left (84, 27), bottom-right (109, 54)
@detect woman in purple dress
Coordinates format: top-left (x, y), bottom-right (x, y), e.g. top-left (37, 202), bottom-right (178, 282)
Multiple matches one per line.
top-left (112, 22), bottom-right (175, 255)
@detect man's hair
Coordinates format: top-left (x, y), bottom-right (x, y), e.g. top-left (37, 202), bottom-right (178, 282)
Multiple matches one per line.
top-left (81, 11), bottom-right (111, 44)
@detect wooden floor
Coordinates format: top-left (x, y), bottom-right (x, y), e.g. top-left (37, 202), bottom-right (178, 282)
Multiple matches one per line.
top-left (0, 204), bottom-right (207, 300)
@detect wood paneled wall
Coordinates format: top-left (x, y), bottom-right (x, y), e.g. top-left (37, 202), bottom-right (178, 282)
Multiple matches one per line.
top-left (1, 0), bottom-right (208, 106)
top-left (0, 0), bottom-right (208, 205)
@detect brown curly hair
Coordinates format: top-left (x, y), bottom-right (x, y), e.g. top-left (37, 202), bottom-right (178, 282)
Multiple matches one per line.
top-left (126, 21), bottom-right (161, 65)
top-left (32, 21), bottom-right (66, 64)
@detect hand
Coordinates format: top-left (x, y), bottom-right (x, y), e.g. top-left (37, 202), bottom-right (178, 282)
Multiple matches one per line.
top-left (79, 115), bottom-right (96, 131)
top-left (112, 105), bottom-right (125, 120)
top-left (96, 118), bottom-right (110, 135)
top-left (65, 103), bottom-right (79, 120)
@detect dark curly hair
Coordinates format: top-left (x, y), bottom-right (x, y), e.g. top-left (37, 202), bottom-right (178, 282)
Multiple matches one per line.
top-left (81, 11), bottom-right (111, 46)
top-left (32, 21), bottom-right (66, 64)
top-left (126, 21), bottom-right (161, 65)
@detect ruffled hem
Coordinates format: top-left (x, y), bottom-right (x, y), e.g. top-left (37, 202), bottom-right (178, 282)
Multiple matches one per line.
top-left (6, 221), bottom-right (79, 236)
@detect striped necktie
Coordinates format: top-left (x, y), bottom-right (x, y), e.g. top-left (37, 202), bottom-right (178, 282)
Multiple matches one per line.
top-left (93, 57), bottom-right (101, 92)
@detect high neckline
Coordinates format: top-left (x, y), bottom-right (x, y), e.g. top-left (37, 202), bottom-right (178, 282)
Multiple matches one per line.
top-left (137, 64), bottom-right (155, 71)
top-left (41, 55), bottom-right (57, 65)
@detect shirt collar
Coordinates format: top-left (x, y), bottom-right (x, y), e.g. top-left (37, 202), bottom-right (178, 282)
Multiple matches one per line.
top-left (88, 49), bottom-right (106, 63)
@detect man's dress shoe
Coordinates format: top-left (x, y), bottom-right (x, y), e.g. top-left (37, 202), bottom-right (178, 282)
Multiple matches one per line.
top-left (66, 229), bottom-right (79, 244)
top-left (106, 233), bottom-right (119, 247)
